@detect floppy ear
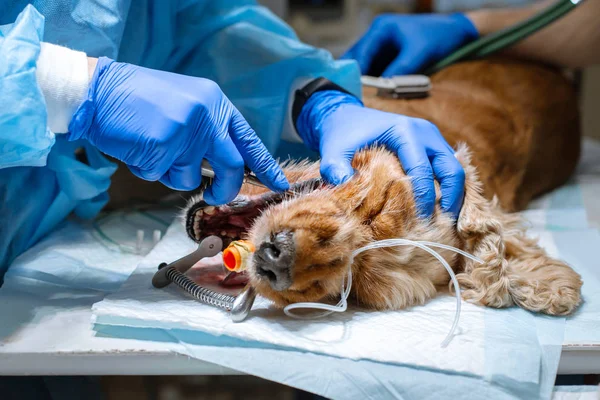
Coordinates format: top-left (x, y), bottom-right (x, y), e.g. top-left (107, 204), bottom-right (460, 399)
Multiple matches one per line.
top-left (453, 144), bottom-right (582, 316)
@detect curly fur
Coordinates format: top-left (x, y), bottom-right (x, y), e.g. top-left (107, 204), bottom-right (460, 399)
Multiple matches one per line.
top-left (245, 144), bottom-right (582, 315)
top-left (240, 58), bottom-right (583, 315)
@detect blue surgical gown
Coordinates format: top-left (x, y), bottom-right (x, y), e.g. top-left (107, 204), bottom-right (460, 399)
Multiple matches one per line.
top-left (0, 2), bottom-right (361, 281)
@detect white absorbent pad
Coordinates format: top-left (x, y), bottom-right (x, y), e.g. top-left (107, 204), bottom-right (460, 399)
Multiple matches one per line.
top-left (6, 137), bottom-right (595, 399)
top-left (91, 139), bottom-right (600, 399)
top-left (552, 386), bottom-right (600, 400)
top-left (92, 220), bottom-right (600, 400)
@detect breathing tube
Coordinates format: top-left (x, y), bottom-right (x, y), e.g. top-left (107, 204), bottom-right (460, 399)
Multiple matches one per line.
top-left (424, 0), bottom-right (586, 75)
top-left (283, 238), bottom-right (484, 348)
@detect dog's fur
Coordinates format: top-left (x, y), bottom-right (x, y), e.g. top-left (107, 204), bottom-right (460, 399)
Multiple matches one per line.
top-left (243, 143), bottom-right (582, 315)
top-left (183, 58), bottom-right (583, 315)
top-left (111, 57), bottom-right (583, 315)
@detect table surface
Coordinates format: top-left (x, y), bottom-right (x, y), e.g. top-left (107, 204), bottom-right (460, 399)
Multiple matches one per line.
top-left (0, 288), bottom-right (598, 376)
top-left (2, 140), bottom-right (600, 377)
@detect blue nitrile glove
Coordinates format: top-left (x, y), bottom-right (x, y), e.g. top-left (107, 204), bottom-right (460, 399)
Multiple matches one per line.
top-left (68, 57), bottom-right (289, 205)
top-left (297, 90), bottom-right (465, 219)
top-left (341, 13), bottom-right (478, 77)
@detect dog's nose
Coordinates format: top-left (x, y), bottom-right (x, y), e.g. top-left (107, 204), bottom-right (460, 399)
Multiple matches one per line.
top-left (254, 231), bottom-right (295, 291)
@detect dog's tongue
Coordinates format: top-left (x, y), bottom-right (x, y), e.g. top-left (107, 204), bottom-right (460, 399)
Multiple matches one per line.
top-left (187, 254), bottom-right (249, 294)
top-left (221, 271), bottom-right (249, 286)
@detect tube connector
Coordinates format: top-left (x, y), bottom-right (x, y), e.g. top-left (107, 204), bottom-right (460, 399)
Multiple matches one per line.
top-left (222, 240), bottom-right (255, 272)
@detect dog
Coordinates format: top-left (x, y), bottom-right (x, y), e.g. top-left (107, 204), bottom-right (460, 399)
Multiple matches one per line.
top-left (183, 57), bottom-right (583, 316)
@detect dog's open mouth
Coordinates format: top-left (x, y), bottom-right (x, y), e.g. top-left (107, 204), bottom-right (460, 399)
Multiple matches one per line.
top-left (184, 178), bottom-right (324, 287)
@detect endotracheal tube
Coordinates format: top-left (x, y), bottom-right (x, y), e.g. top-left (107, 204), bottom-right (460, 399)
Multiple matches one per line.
top-left (283, 238), bottom-right (484, 348)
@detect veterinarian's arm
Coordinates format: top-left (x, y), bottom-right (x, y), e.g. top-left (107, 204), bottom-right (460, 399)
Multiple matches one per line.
top-left (467, 0), bottom-right (600, 68)
top-left (190, 2), bottom-right (464, 219)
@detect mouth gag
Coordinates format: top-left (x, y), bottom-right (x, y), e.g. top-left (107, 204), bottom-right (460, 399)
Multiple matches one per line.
top-left (151, 233), bottom-right (483, 347)
top-left (152, 235), bottom-right (257, 322)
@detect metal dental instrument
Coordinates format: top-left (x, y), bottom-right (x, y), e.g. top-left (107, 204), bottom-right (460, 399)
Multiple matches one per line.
top-left (201, 159), bottom-right (268, 189)
top-left (152, 235), bottom-right (257, 322)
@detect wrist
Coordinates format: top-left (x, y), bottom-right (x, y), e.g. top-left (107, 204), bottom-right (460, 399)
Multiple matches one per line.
top-left (296, 90), bottom-right (363, 152)
top-left (67, 57), bottom-right (116, 141)
top-left (88, 57), bottom-right (98, 81)
top-left (465, 1), bottom-right (552, 38)
top-left (450, 13), bottom-right (480, 41)
top-left (292, 77), bottom-right (358, 146)
top-left (35, 42), bottom-right (90, 134)
top-left (464, 10), bottom-right (489, 36)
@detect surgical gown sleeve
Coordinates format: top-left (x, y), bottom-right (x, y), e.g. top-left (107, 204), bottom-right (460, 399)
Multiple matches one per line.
top-left (118, 1), bottom-right (362, 156)
top-left (0, 5), bottom-right (54, 169)
top-left (0, 5), bottom-right (116, 281)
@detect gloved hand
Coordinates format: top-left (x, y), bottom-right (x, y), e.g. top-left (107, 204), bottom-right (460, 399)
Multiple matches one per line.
top-left (68, 57), bottom-right (289, 205)
top-left (296, 90), bottom-right (465, 219)
top-left (341, 13), bottom-right (478, 77)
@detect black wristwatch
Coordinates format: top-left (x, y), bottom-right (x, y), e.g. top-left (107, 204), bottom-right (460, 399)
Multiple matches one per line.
top-left (291, 77), bottom-right (355, 132)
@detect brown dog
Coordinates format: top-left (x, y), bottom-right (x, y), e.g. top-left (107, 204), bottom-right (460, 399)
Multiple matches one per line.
top-left (182, 57), bottom-right (583, 316)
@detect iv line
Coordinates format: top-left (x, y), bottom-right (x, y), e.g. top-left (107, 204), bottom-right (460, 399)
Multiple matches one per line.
top-left (283, 238), bottom-right (484, 347)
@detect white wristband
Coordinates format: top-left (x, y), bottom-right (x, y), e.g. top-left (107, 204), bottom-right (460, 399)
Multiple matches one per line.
top-left (35, 42), bottom-right (89, 134)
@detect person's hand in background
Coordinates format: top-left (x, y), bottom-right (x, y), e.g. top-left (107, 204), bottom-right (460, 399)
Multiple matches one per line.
top-left (69, 57), bottom-right (289, 205)
top-left (341, 13), bottom-right (479, 77)
top-left (296, 90), bottom-right (465, 220)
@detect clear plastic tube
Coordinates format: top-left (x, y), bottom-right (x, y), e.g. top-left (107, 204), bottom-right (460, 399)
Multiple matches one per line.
top-left (283, 267), bottom-right (352, 320)
top-left (283, 238), bottom-right (483, 347)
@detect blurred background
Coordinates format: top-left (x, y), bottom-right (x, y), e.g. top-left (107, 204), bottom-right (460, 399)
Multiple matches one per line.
top-left (259, 0), bottom-right (599, 143)
top-left (259, 0), bottom-right (540, 56)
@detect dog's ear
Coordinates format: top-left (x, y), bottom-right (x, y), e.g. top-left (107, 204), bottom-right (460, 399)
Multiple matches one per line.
top-left (454, 145), bottom-right (582, 315)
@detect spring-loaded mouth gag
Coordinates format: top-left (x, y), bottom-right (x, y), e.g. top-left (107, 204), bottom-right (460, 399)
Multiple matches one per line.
top-left (153, 178), bottom-right (325, 323)
top-left (151, 235), bottom-right (257, 322)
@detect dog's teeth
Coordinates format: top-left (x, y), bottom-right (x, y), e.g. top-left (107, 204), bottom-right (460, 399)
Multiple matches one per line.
top-left (196, 209), bottom-right (204, 217)
top-left (204, 206), bottom-right (216, 215)
top-left (221, 231), bottom-right (227, 236)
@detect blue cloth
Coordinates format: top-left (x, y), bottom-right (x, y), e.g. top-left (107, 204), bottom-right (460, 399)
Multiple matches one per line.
top-left (0, 2), bottom-right (360, 278)
top-left (0, 5), bottom-right (54, 169)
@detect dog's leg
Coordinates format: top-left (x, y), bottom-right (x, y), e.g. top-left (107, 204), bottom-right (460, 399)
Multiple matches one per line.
top-left (454, 145), bottom-right (582, 315)
top-left (500, 227), bottom-right (582, 316)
